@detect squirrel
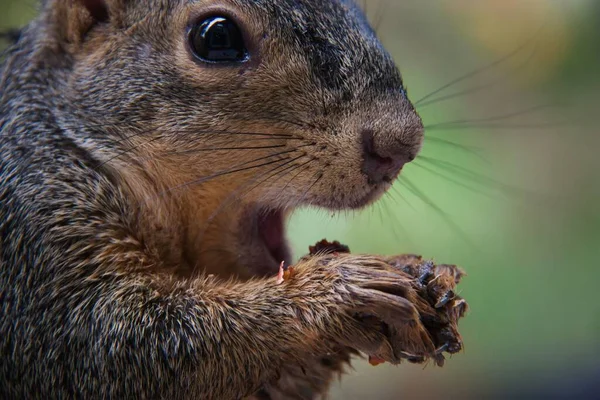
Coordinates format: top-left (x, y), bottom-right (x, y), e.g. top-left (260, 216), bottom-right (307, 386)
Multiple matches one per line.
top-left (0, 0), bottom-right (467, 399)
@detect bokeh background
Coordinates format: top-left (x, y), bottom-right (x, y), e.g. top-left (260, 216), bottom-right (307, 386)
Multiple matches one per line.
top-left (2, 0), bottom-right (599, 398)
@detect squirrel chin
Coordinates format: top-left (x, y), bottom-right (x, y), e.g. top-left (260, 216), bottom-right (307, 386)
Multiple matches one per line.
top-left (308, 180), bottom-right (395, 211)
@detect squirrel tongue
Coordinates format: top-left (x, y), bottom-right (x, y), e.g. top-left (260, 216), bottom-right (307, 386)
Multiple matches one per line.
top-left (257, 210), bottom-right (285, 262)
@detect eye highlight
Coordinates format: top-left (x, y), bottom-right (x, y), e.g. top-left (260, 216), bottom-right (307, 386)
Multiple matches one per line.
top-left (188, 16), bottom-right (248, 63)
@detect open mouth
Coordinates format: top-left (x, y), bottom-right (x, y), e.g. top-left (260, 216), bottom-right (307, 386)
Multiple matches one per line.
top-left (240, 206), bottom-right (292, 277)
top-left (240, 184), bottom-right (390, 276)
top-left (238, 179), bottom-right (394, 277)
top-left (257, 208), bottom-right (290, 266)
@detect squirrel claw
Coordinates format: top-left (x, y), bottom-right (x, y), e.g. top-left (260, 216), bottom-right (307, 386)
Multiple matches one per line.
top-left (398, 351), bottom-right (426, 364)
top-left (418, 270), bottom-right (434, 285)
top-left (435, 343), bottom-right (449, 354)
top-left (434, 290), bottom-right (456, 308)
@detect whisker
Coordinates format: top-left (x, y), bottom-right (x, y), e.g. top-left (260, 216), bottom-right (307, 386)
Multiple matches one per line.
top-left (239, 157), bottom-right (308, 201)
top-left (154, 144), bottom-right (289, 158)
top-left (171, 142), bottom-right (315, 158)
top-left (399, 175), bottom-right (474, 247)
top-left (414, 23), bottom-right (545, 106)
top-left (390, 184), bottom-right (416, 212)
top-left (423, 104), bottom-right (564, 130)
top-left (425, 122), bottom-right (570, 132)
top-left (58, 116), bottom-right (304, 150)
top-left (254, 115), bottom-right (318, 131)
top-left (416, 38), bottom-right (541, 109)
top-left (110, 126), bottom-right (297, 146)
top-left (93, 134), bottom-right (303, 171)
top-left (150, 149), bottom-right (299, 201)
top-left (275, 158), bottom-right (316, 202)
top-left (196, 156), bottom-right (307, 241)
top-left (380, 192), bottom-right (412, 246)
top-left (54, 117), bottom-right (304, 171)
top-left (133, 143), bottom-right (307, 170)
top-left (279, 159), bottom-right (315, 195)
top-left (235, 155), bottom-right (308, 205)
top-left (417, 155), bottom-right (527, 197)
top-left (373, 0), bottom-right (390, 34)
top-left (375, 197), bottom-right (385, 227)
top-left (397, 176), bottom-right (440, 215)
top-left (412, 160), bottom-right (493, 198)
top-left (293, 171), bottom-right (323, 210)
top-left (424, 136), bottom-right (485, 160)
top-left (94, 134), bottom-right (165, 171)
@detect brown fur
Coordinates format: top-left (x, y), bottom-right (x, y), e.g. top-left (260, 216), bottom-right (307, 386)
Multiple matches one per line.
top-left (0, 0), bottom-right (468, 399)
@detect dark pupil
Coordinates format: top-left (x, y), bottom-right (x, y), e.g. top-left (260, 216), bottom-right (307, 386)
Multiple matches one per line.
top-left (191, 17), bottom-right (246, 62)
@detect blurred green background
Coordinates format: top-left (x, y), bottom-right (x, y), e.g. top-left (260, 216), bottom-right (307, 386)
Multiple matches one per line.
top-left (2, 0), bottom-right (599, 398)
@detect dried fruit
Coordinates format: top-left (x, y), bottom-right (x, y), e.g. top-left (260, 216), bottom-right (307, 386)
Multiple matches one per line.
top-left (368, 355), bottom-right (386, 366)
top-left (308, 239), bottom-right (350, 256)
top-left (276, 262), bottom-right (297, 285)
top-left (276, 261), bottom-right (285, 285)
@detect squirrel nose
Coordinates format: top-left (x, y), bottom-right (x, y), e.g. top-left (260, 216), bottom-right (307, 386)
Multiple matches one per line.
top-left (361, 129), bottom-right (414, 184)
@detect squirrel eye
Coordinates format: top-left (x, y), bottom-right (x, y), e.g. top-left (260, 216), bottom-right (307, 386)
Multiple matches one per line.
top-left (189, 16), bottom-right (248, 63)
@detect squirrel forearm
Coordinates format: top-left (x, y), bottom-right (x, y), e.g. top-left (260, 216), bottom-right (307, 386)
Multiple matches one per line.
top-left (64, 271), bottom-right (323, 399)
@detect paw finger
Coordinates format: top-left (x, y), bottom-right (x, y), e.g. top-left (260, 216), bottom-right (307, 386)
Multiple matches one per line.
top-left (340, 319), bottom-right (398, 364)
top-left (349, 286), bottom-right (418, 325)
top-left (387, 321), bottom-right (435, 363)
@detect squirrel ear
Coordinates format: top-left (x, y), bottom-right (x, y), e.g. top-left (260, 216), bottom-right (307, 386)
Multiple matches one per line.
top-left (51, 0), bottom-right (125, 45)
top-left (75, 0), bottom-right (109, 23)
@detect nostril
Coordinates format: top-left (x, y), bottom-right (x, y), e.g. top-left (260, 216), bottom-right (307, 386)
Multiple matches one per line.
top-left (361, 129), bottom-right (410, 184)
top-left (361, 129), bottom-right (376, 155)
top-left (367, 150), bottom-right (394, 166)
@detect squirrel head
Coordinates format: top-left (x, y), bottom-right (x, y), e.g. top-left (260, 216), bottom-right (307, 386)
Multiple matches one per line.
top-left (45, 0), bottom-right (424, 277)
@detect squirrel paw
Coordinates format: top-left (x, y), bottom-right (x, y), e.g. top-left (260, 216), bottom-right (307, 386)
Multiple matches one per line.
top-left (302, 242), bottom-right (468, 368)
top-left (383, 254), bottom-right (468, 366)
